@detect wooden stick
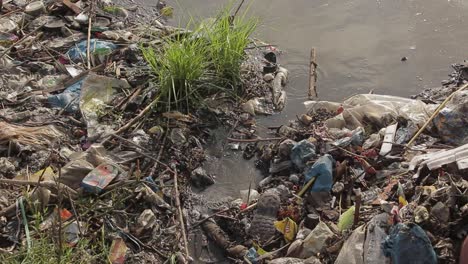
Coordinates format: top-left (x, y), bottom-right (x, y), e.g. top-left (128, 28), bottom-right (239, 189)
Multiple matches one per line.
top-left (115, 95), bottom-right (160, 134)
top-left (173, 170), bottom-right (190, 258)
top-left (407, 82), bottom-right (468, 146)
top-left (86, 0), bottom-right (94, 69)
top-left (226, 137), bottom-right (282, 143)
top-left (308, 47), bottom-right (318, 99)
top-left (353, 188), bottom-right (361, 228)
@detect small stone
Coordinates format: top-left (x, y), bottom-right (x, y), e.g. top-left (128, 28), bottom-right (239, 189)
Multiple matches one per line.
top-left (401, 56), bottom-right (408, 61)
top-left (263, 73), bottom-right (275, 82)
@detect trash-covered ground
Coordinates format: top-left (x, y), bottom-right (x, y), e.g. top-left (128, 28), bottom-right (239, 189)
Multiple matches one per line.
top-left (0, 0), bottom-right (290, 263)
top-left (0, 0), bottom-right (467, 263)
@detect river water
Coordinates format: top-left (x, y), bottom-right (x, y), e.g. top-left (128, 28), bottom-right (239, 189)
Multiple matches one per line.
top-left (165, 0), bottom-right (468, 199)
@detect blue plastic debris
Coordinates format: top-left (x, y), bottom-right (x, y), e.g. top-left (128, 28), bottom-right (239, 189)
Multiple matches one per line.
top-left (304, 154), bottom-right (334, 192)
top-left (290, 139), bottom-right (316, 169)
top-left (67, 39), bottom-right (116, 62)
top-left (246, 247), bottom-right (259, 264)
top-left (47, 79), bottom-right (84, 112)
top-left (382, 223), bottom-right (437, 264)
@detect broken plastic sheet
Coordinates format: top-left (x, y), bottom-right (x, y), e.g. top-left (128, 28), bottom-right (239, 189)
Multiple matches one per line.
top-left (408, 143), bottom-right (468, 172)
top-left (334, 225), bottom-right (365, 264)
top-left (79, 74), bottom-right (130, 139)
top-left (59, 144), bottom-right (133, 189)
top-left (304, 94), bottom-right (437, 130)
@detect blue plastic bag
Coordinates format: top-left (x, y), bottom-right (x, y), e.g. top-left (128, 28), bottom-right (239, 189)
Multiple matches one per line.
top-left (47, 79), bottom-right (84, 112)
top-left (67, 39), bottom-right (116, 61)
top-left (382, 223), bottom-right (437, 264)
top-left (290, 139), bottom-right (316, 169)
top-left (304, 154), bottom-right (334, 192)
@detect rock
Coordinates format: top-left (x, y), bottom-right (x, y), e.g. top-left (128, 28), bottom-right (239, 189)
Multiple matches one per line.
top-left (190, 167), bottom-right (214, 188)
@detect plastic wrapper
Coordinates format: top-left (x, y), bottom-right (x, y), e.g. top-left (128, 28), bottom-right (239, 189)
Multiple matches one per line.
top-left (304, 94), bottom-right (437, 130)
top-left (67, 39), bottom-right (116, 62)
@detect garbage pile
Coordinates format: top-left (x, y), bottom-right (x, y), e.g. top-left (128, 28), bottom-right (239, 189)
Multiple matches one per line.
top-left (191, 83), bottom-right (468, 263)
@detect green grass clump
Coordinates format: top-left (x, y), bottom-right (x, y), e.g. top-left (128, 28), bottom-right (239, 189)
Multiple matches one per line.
top-left (142, 34), bottom-right (209, 111)
top-left (142, 3), bottom-right (258, 111)
top-left (204, 7), bottom-right (258, 88)
top-left (0, 235), bottom-right (100, 264)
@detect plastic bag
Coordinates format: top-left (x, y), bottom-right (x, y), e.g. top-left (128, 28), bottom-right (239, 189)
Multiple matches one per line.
top-left (304, 154), bottom-right (334, 192)
top-left (335, 225), bottom-right (365, 264)
top-left (304, 94), bottom-right (437, 130)
top-left (382, 223), bottom-right (437, 264)
top-left (67, 39), bottom-right (116, 62)
top-left (290, 139), bottom-right (317, 169)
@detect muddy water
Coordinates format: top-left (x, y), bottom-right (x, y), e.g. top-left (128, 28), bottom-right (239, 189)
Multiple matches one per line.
top-left (166, 0), bottom-right (468, 200)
